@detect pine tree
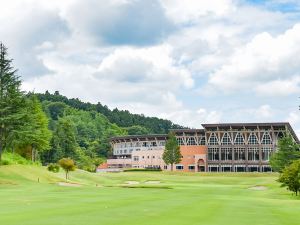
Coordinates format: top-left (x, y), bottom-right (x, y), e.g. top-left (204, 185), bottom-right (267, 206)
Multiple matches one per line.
top-left (13, 96), bottom-right (52, 161)
top-left (163, 132), bottom-right (182, 171)
top-left (0, 43), bottom-right (25, 161)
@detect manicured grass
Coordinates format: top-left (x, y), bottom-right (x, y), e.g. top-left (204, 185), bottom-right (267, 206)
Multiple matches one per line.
top-left (0, 165), bottom-right (299, 225)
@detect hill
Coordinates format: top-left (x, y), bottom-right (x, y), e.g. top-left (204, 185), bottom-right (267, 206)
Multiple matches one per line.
top-left (35, 91), bottom-right (186, 134)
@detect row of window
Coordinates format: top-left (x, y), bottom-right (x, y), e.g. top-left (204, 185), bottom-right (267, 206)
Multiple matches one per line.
top-left (208, 132), bottom-right (273, 145)
top-left (208, 147), bottom-right (273, 161)
top-left (133, 155), bottom-right (162, 161)
top-left (115, 141), bottom-right (166, 148)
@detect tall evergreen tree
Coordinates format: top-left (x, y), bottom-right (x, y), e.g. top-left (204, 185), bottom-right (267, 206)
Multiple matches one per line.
top-left (163, 132), bottom-right (182, 171)
top-left (13, 96), bottom-right (52, 161)
top-left (0, 43), bottom-right (25, 161)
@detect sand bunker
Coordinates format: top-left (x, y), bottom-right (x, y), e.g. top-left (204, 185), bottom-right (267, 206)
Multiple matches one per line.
top-left (145, 181), bottom-right (161, 184)
top-left (58, 182), bottom-right (81, 187)
top-left (125, 181), bottom-right (140, 185)
top-left (248, 186), bottom-right (267, 191)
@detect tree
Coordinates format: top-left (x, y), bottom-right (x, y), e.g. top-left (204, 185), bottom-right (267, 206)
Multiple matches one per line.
top-left (13, 96), bottom-right (52, 161)
top-left (58, 158), bottom-right (76, 181)
top-left (163, 132), bottom-right (182, 171)
top-left (52, 117), bottom-right (77, 160)
top-left (0, 43), bottom-right (25, 161)
top-left (278, 160), bottom-right (300, 196)
top-left (270, 135), bottom-right (300, 172)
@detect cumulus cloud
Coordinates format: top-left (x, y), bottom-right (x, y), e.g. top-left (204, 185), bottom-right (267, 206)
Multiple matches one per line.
top-left (207, 24), bottom-right (300, 95)
top-left (65, 0), bottom-right (174, 46)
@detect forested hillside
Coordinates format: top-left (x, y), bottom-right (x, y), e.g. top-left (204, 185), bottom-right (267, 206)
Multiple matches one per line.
top-left (35, 91), bottom-right (186, 134)
top-left (28, 91), bottom-right (186, 170)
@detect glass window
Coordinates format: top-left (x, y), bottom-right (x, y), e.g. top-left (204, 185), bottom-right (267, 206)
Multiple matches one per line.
top-left (221, 133), bottom-right (232, 145)
top-left (208, 147), bottom-right (219, 161)
top-left (234, 133), bottom-right (245, 145)
top-left (262, 132), bottom-right (272, 145)
top-left (187, 137), bottom-right (197, 145)
top-left (208, 133), bottom-right (219, 145)
top-left (133, 156), bottom-right (139, 161)
top-left (234, 147), bottom-right (246, 160)
top-left (199, 137), bottom-right (206, 145)
top-left (248, 133), bottom-right (258, 145)
top-left (188, 165), bottom-right (195, 170)
top-left (221, 148), bottom-right (232, 160)
top-left (262, 147), bottom-right (273, 161)
top-left (248, 147), bottom-right (259, 161)
top-left (176, 165), bottom-right (184, 170)
top-left (177, 138), bottom-right (184, 146)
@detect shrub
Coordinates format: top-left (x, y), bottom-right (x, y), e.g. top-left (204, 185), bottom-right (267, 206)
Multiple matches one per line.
top-left (47, 163), bottom-right (60, 173)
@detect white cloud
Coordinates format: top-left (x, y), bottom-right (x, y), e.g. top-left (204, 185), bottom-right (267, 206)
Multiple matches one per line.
top-left (207, 24), bottom-right (300, 96)
top-left (160, 0), bottom-right (235, 24)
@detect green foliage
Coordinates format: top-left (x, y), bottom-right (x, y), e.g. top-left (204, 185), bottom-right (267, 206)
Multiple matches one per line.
top-left (58, 158), bottom-right (76, 180)
top-left (278, 160), bottom-right (300, 196)
top-left (0, 43), bottom-right (26, 161)
top-left (270, 135), bottom-right (300, 172)
top-left (35, 91), bottom-right (186, 134)
top-left (125, 125), bottom-right (149, 135)
top-left (13, 95), bottom-right (52, 161)
top-left (0, 152), bottom-right (40, 166)
top-left (163, 132), bottom-right (182, 171)
top-left (47, 163), bottom-right (60, 173)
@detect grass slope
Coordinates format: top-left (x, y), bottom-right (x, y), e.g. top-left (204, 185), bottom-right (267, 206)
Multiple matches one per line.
top-left (0, 165), bottom-right (299, 225)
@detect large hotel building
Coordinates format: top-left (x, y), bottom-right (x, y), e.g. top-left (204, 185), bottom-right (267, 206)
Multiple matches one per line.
top-left (99, 123), bottom-right (299, 172)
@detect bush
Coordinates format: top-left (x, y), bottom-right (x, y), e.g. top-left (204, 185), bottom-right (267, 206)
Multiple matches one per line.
top-left (47, 163), bottom-right (60, 173)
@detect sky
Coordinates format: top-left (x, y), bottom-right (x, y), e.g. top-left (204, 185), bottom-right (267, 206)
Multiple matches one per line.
top-left (0, 0), bottom-right (300, 136)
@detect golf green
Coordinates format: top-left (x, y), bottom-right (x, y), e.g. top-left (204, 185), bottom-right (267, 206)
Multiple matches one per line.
top-left (0, 165), bottom-right (299, 225)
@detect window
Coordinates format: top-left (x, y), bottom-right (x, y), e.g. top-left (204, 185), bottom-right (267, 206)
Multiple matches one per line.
top-left (234, 133), bottom-right (245, 145)
top-left (133, 156), bottom-right (139, 161)
top-left (234, 147), bottom-right (246, 160)
top-left (187, 137), bottom-right (197, 145)
top-left (248, 147), bottom-right (259, 161)
top-left (221, 148), bottom-right (232, 161)
top-left (262, 132), bottom-right (272, 145)
top-left (208, 133), bottom-right (219, 145)
top-left (177, 138), bottom-right (184, 146)
top-left (248, 133), bottom-right (258, 145)
top-left (176, 165), bottom-right (184, 170)
top-left (262, 147), bottom-right (273, 161)
top-left (208, 147), bottom-right (219, 161)
top-left (221, 133), bottom-right (232, 145)
top-left (199, 137), bottom-right (206, 145)
top-left (164, 165), bottom-right (168, 170)
top-left (152, 156), bottom-right (155, 159)
top-left (188, 165), bottom-right (195, 171)
top-left (152, 142), bottom-right (157, 147)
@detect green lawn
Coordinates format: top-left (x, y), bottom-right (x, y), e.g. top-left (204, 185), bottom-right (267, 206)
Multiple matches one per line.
top-left (0, 165), bottom-right (299, 225)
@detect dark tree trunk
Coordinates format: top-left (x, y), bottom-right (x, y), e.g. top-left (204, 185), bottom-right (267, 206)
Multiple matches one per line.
top-left (171, 164), bottom-right (173, 171)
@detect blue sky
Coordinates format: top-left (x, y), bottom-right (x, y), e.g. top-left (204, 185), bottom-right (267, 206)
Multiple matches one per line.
top-left (0, 0), bottom-right (299, 136)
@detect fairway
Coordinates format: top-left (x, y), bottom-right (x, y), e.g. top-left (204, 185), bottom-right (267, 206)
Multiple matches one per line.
top-left (0, 165), bottom-right (299, 225)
